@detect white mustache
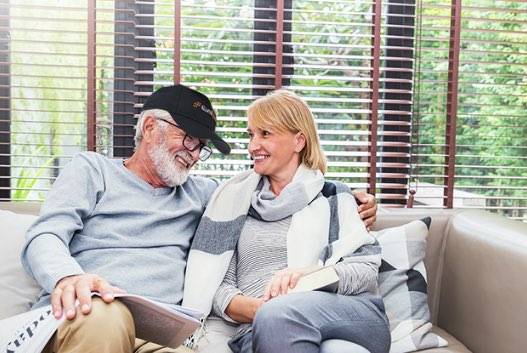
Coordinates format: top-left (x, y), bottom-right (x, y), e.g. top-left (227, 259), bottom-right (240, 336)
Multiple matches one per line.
top-left (174, 151), bottom-right (194, 168)
top-left (150, 142), bottom-right (190, 187)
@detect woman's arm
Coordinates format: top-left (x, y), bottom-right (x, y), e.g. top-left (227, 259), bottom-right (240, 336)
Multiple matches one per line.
top-left (262, 265), bottom-right (321, 300)
top-left (226, 266), bottom-right (324, 320)
top-left (224, 294), bottom-right (264, 323)
top-left (212, 251), bottom-right (242, 322)
top-left (212, 250), bottom-right (265, 323)
top-left (329, 182), bottom-right (382, 295)
top-left (333, 241), bottom-right (382, 295)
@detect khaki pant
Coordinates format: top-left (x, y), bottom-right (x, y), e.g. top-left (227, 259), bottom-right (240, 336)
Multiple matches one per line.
top-left (42, 298), bottom-right (193, 353)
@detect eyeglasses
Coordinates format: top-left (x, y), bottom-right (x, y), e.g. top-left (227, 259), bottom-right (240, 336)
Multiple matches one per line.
top-left (156, 118), bottom-right (213, 161)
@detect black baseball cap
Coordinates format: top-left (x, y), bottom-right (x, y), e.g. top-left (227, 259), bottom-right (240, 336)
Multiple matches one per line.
top-left (142, 85), bottom-right (231, 154)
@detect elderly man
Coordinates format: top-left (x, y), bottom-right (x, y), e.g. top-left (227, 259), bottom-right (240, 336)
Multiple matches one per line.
top-left (20, 85), bottom-right (377, 353)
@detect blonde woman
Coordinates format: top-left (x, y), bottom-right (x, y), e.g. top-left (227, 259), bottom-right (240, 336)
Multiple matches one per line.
top-left (183, 90), bottom-right (390, 353)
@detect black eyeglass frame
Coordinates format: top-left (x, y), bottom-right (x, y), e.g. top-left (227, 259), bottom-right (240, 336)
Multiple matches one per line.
top-left (156, 118), bottom-right (213, 161)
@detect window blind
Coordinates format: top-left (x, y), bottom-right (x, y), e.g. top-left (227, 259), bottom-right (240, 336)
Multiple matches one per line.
top-left (412, 0), bottom-right (527, 221)
top-left (0, 0), bottom-right (525, 222)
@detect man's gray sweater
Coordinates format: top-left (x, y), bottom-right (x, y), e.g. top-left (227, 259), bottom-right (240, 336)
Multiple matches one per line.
top-left (21, 151), bottom-right (217, 309)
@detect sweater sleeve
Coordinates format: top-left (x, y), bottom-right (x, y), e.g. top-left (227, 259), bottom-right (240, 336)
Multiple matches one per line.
top-left (20, 152), bottom-right (105, 293)
top-left (212, 251), bottom-right (243, 323)
top-left (333, 241), bottom-right (381, 295)
top-left (326, 182), bottom-right (382, 296)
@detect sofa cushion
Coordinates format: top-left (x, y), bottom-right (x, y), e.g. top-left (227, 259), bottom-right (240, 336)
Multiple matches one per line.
top-left (373, 218), bottom-right (447, 353)
top-left (0, 209), bottom-right (41, 319)
top-left (374, 208), bottom-right (459, 325)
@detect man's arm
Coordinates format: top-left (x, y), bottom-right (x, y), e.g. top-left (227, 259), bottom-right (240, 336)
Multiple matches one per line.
top-left (51, 274), bottom-right (123, 320)
top-left (352, 190), bottom-right (377, 230)
top-left (20, 153), bottom-right (119, 319)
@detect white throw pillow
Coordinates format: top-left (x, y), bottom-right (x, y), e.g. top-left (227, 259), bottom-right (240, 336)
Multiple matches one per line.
top-left (372, 218), bottom-right (448, 353)
top-left (0, 209), bottom-right (41, 319)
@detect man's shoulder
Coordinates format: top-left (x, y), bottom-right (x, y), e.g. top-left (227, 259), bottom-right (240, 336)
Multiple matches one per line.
top-left (60, 152), bottom-right (117, 184)
top-left (70, 151), bottom-right (120, 171)
top-left (72, 151), bottom-right (111, 166)
top-left (184, 175), bottom-right (218, 191)
top-left (183, 175), bottom-right (218, 202)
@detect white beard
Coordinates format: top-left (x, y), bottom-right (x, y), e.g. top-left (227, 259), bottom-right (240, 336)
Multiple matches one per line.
top-left (149, 140), bottom-right (190, 187)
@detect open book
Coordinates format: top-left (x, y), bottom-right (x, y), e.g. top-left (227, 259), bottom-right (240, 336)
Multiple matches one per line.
top-left (0, 293), bottom-right (202, 353)
top-left (289, 266), bottom-right (340, 294)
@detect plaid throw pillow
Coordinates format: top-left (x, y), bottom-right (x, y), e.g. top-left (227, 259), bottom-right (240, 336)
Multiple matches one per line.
top-left (373, 218), bottom-right (448, 353)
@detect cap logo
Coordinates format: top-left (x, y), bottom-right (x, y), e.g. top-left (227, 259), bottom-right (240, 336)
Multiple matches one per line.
top-left (200, 105), bottom-right (215, 120)
top-left (193, 100), bottom-right (215, 121)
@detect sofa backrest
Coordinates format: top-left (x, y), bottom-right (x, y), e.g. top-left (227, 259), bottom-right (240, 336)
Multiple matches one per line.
top-left (437, 210), bottom-right (527, 353)
top-left (0, 203), bottom-right (42, 319)
top-left (0, 202), bottom-right (41, 215)
top-left (377, 207), bottom-right (527, 353)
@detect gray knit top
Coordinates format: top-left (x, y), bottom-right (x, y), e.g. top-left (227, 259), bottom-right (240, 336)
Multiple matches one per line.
top-left (21, 151), bottom-right (218, 310)
top-left (211, 177), bottom-right (379, 336)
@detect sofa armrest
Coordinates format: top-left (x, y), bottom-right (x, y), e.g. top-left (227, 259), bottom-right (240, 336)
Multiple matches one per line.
top-left (437, 210), bottom-right (527, 353)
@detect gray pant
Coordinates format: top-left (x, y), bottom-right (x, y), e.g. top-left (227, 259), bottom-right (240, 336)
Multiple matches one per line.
top-left (228, 292), bottom-right (390, 353)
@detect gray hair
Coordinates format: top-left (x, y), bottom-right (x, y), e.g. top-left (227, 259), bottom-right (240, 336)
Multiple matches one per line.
top-left (134, 109), bottom-right (174, 148)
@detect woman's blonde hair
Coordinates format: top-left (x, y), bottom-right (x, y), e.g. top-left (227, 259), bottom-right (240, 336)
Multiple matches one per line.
top-left (247, 89), bottom-right (327, 173)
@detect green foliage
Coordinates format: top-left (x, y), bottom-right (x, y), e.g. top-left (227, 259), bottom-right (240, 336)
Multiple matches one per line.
top-left (8, 0), bottom-right (526, 221)
top-left (12, 147), bottom-right (55, 201)
top-left (414, 0), bottom-right (527, 219)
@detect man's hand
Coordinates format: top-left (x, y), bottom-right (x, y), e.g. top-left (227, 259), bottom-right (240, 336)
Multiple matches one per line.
top-left (352, 190), bottom-right (377, 230)
top-left (52, 274), bottom-right (125, 321)
top-left (263, 266), bottom-right (319, 301)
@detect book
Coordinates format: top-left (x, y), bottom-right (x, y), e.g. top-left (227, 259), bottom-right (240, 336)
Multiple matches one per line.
top-left (289, 266), bottom-right (340, 294)
top-left (0, 305), bottom-right (59, 353)
top-left (0, 293), bottom-right (202, 353)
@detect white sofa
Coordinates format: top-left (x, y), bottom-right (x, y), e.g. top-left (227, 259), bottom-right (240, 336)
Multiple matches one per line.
top-left (2, 202), bottom-right (527, 353)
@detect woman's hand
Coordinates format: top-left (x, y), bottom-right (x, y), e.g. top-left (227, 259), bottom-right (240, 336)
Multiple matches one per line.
top-left (263, 266), bottom-right (319, 301)
top-left (352, 190), bottom-right (377, 230)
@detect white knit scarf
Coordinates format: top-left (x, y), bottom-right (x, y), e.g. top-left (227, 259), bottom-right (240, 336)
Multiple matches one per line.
top-left (182, 165), bottom-right (374, 318)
